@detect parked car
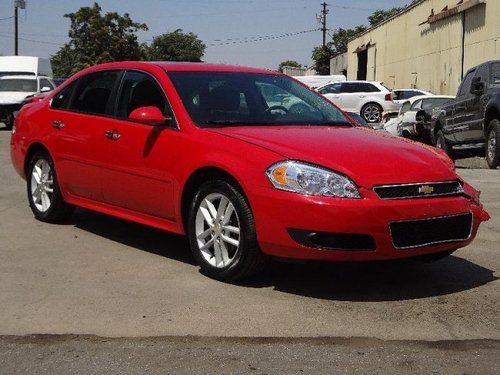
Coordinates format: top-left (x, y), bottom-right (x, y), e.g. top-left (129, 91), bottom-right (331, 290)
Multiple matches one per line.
top-left (0, 56), bottom-right (56, 129)
top-left (392, 89), bottom-right (433, 106)
top-left (431, 60), bottom-right (500, 168)
top-left (398, 96), bottom-right (454, 142)
top-left (317, 81), bottom-right (398, 124)
top-left (345, 111), bottom-right (370, 128)
top-left (11, 62), bottom-right (489, 281)
top-left (294, 74), bottom-right (346, 89)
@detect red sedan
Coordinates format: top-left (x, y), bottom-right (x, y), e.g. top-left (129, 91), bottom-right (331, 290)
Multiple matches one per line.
top-left (10, 62), bottom-right (490, 281)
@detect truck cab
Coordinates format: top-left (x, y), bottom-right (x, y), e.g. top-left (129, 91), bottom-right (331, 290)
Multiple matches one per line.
top-left (431, 60), bottom-right (500, 169)
top-left (0, 56), bottom-right (56, 129)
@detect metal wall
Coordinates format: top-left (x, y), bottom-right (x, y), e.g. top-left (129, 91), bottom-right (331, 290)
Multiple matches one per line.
top-left (347, 0), bottom-right (500, 95)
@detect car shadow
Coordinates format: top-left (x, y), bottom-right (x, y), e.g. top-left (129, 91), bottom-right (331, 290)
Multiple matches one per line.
top-left (70, 208), bottom-right (497, 302)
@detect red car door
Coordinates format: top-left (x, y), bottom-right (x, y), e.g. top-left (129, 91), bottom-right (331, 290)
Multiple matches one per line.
top-left (99, 70), bottom-right (178, 220)
top-left (48, 70), bottom-right (123, 202)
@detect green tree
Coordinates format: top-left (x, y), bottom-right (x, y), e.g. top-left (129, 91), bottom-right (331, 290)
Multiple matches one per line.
top-left (51, 2), bottom-right (148, 77)
top-left (330, 26), bottom-right (367, 54)
top-left (368, 7), bottom-right (402, 26)
top-left (311, 45), bottom-right (334, 75)
top-left (144, 29), bottom-right (205, 62)
top-left (278, 60), bottom-right (302, 72)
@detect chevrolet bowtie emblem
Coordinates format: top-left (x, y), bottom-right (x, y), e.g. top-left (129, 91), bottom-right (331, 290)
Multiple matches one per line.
top-left (418, 185), bottom-right (434, 194)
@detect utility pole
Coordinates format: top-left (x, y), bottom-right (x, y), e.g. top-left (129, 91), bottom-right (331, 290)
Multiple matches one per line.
top-left (317, 2), bottom-right (329, 47)
top-left (14, 0), bottom-right (26, 55)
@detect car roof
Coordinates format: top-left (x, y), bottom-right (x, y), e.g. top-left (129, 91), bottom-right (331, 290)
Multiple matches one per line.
top-left (0, 75), bottom-right (37, 80)
top-left (82, 61), bottom-right (277, 75)
top-left (402, 94), bottom-right (455, 105)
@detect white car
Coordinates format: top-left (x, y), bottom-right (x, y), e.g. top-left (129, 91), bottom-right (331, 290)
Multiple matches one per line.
top-left (317, 81), bottom-right (398, 123)
top-left (383, 95), bottom-right (453, 136)
top-left (391, 89), bottom-right (433, 107)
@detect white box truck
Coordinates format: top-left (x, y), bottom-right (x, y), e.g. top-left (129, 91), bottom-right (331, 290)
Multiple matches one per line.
top-left (0, 56), bottom-right (56, 129)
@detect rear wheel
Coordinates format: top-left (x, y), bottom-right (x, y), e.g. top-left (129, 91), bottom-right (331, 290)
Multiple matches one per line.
top-left (27, 151), bottom-right (74, 222)
top-left (486, 119), bottom-right (500, 169)
top-left (435, 130), bottom-right (455, 161)
top-left (361, 103), bottom-right (382, 124)
top-left (188, 180), bottom-right (269, 281)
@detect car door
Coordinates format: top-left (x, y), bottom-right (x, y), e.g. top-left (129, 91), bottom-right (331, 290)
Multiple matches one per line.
top-left (48, 70), bottom-right (123, 202)
top-left (338, 82), bottom-right (361, 112)
top-left (452, 70), bottom-right (476, 142)
top-left (99, 69), bottom-right (178, 220)
top-left (318, 82), bottom-right (343, 108)
top-left (466, 64), bottom-right (489, 142)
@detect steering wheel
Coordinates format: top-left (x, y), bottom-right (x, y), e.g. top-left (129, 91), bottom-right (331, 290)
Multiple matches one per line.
top-left (264, 105), bottom-right (289, 115)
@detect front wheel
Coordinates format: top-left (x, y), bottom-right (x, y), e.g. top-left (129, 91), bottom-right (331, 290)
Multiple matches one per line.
top-left (361, 103), bottom-right (382, 124)
top-left (188, 180), bottom-right (269, 281)
top-left (27, 151), bottom-right (74, 222)
top-left (486, 119), bottom-right (500, 169)
top-left (435, 130), bottom-right (455, 161)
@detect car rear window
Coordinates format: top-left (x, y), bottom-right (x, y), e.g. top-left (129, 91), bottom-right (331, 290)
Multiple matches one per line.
top-left (491, 63), bottom-right (500, 85)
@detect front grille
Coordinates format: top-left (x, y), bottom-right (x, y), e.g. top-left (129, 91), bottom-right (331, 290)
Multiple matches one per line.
top-left (390, 213), bottom-right (472, 249)
top-left (374, 181), bottom-right (463, 200)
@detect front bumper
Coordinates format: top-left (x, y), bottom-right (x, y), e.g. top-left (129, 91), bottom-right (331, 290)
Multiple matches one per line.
top-left (250, 184), bottom-right (489, 262)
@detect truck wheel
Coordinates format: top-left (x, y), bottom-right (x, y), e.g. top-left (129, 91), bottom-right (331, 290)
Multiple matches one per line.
top-left (435, 130), bottom-right (455, 161)
top-left (486, 119), bottom-right (500, 169)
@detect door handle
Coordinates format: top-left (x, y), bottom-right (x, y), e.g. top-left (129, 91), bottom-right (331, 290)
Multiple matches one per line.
top-left (104, 129), bottom-right (121, 140)
top-left (52, 120), bottom-right (64, 129)
top-left (455, 106), bottom-right (466, 111)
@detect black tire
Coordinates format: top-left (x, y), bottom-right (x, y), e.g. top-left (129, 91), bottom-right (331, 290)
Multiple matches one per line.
top-left (27, 150), bottom-right (74, 222)
top-left (4, 112), bottom-right (14, 130)
top-left (435, 130), bottom-right (455, 161)
top-left (485, 118), bottom-right (500, 169)
top-left (188, 180), bottom-right (269, 281)
top-left (361, 103), bottom-right (383, 124)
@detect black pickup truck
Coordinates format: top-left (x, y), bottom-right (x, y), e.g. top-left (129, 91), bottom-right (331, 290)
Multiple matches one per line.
top-left (431, 60), bottom-right (500, 169)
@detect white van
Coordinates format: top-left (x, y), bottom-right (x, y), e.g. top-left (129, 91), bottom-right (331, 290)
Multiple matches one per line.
top-left (0, 56), bottom-right (56, 129)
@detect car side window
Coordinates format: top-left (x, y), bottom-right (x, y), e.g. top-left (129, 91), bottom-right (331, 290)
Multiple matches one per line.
top-left (51, 81), bottom-right (77, 110)
top-left (340, 83), bottom-right (358, 93)
top-left (410, 100), bottom-right (422, 110)
top-left (318, 83), bottom-right (340, 94)
top-left (39, 78), bottom-right (54, 91)
top-left (491, 63), bottom-right (500, 85)
top-left (400, 101), bottom-right (411, 114)
top-left (359, 83), bottom-right (380, 92)
top-left (117, 70), bottom-right (172, 120)
top-left (69, 70), bottom-right (121, 116)
top-left (458, 70), bottom-right (475, 97)
top-left (475, 65), bottom-right (488, 83)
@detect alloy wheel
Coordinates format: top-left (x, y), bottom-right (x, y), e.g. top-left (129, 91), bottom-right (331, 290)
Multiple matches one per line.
top-left (30, 159), bottom-right (54, 213)
top-left (488, 129), bottom-right (496, 161)
top-left (195, 193), bottom-right (241, 268)
top-left (362, 105), bottom-right (381, 123)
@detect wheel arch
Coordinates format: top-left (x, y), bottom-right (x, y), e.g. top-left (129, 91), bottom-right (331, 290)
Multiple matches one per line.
top-left (180, 166), bottom-right (248, 233)
top-left (24, 142), bottom-right (51, 177)
top-left (484, 106), bottom-right (499, 134)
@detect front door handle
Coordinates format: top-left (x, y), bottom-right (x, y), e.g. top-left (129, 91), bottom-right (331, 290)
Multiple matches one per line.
top-left (455, 105), bottom-right (466, 111)
top-left (104, 129), bottom-right (121, 140)
top-left (52, 120), bottom-right (64, 129)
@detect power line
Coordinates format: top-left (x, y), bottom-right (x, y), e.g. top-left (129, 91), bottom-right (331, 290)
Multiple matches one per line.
top-left (0, 15), bottom-right (15, 21)
top-left (207, 28), bottom-right (320, 47)
top-left (0, 34), bottom-right (62, 46)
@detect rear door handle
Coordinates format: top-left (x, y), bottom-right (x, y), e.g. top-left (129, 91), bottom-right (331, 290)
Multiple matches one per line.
top-left (52, 120), bottom-right (64, 129)
top-left (104, 129), bottom-right (121, 140)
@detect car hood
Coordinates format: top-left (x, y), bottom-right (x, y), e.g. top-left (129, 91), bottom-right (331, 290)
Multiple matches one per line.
top-left (0, 91), bottom-right (34, 104)
top-left (209, 125), bottom-right (457, 188)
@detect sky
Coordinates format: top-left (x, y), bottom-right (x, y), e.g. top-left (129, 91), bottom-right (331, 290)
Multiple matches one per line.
top-left (0, 0), bottom-right (410, 70)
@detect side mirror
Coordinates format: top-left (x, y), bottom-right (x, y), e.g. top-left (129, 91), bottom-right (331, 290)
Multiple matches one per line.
top-left (470, 79), bottom-right (484, 95)
top-left (40, 86), bottom-right (52, 93)
top-left (129, 106), bottom-right (171, 127)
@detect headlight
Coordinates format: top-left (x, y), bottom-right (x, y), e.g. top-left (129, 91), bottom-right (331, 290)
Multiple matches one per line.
top-left (266, 161), bottom-right (361, 198)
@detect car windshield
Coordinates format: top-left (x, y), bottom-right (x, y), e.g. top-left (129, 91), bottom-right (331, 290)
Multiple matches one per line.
top-left (421, 98), bottom-right (452, 109)
top-left (167, 72), bottom-right (350, 127)
top-left (0, 78), bottom-right (37, 92)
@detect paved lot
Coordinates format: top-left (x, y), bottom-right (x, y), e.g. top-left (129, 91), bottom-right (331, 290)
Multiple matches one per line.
top-left (0, 128), bottom-right (498, 372)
